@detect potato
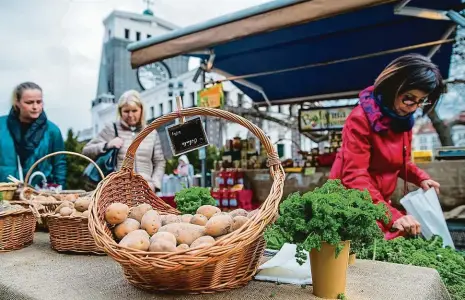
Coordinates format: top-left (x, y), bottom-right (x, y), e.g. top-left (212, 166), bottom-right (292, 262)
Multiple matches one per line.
top-left (141, 210), bottom-right (162, 235)
top-left (196, 205), bottom-right (221, 219)
top-left (205, 215), bottom-right (233, 237)
top-left (229, 209), bottom-right (248, 218)
top-left (159, 223), bottom-right (206, 246)
top-left (190, 236), bottom-right (215, 249)
top-left (74, 197), bottom-right (91, 212)
top-left (162, 214), bottom-right (181, 226)
top-left (232, 216), bottom-right (249, 231)
top-left (105, 203), bottom-right (129, 225)
top-left (54, 201), bottom-right (74, 214)
top-left (212, 212), bottom-right (229, 218)
top-left (150, 232), bottom-right (176, 246)
top-left (176, 244), bottom-right (189, 251)
top-left (82, 210), bottom-right (90, 218)
top-left (71, 210), bottom-right (83, 217)
top-left (181, 214), bottom-right (193, 223)
top-left (114, 218), bottom-right (141, 240)
top-left (118, 230), bottom-right (150, 251)
top-left (63, 194), bottom-right (79, 202)
top-left (128, 203), bottom-right (153, 222)
top-left (190, 214), bottom-right (208, 226)
top-left (59, 207), bottom-right (73, 216)
top-left (149, 239), bottom-right (177, 252)
top-left (247, 209), bottom-right (259, 219)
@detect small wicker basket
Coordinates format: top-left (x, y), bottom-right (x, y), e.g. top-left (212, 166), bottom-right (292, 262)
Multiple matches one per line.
top-left (0, 182), bottom-right (19, 200)
top-left (88, 107), bottom-right (285, 293)
top-left (23, 151), bottom-right (105, 254)
top-left (18, 151), bottom-right (103, 232)
top-left (0, 205), bottom-right (37, 252)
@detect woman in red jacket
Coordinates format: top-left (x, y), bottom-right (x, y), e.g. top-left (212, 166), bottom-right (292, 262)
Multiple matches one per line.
top-left (330, 53), bottom-right (443, 240)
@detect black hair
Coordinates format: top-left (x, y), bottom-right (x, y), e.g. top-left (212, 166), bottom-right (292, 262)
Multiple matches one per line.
top-left (373, 53), bottom-right (445, 114)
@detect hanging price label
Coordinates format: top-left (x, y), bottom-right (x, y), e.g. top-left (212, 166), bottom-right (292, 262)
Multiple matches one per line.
top-left (166, 117), bottom-right (209, 156)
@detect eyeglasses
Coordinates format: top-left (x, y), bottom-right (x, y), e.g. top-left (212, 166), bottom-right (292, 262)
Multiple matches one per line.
top-left (401, 94), bottom-right (431, 108)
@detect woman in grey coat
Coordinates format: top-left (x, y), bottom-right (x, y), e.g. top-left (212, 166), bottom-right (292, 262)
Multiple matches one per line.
top-left (82, 90), bottom-right (165, 192)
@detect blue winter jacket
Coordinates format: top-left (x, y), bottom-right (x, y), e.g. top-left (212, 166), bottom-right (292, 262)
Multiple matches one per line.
top-left (0, 115), bottom-right (67, 188)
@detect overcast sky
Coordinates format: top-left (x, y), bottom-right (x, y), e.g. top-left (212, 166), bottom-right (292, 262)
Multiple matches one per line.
top-left (0, 0), bottom-right (270, 134)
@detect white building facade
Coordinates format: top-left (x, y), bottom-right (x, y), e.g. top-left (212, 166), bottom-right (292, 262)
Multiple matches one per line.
top-left (77, 9), bottom-right (309, 160)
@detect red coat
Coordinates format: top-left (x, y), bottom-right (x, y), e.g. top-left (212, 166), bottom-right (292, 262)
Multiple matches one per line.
top-left (329, 105), bottom-right (430, 240)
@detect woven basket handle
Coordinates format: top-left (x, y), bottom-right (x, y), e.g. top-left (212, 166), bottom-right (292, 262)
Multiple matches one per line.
top-left (121, 107), bottom-right (285, 230)
top-left (24, 151), bottom-right (105, 187)
top-left (123, 107), bottom-right (282, 170)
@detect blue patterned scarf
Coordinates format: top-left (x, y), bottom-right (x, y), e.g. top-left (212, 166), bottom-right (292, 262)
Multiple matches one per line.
top-left (7, 108), bottom-right (48, 165)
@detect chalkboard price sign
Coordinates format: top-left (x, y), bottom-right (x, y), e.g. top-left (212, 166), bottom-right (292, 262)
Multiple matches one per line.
top-left (166, 117), bottom-right (209, 156)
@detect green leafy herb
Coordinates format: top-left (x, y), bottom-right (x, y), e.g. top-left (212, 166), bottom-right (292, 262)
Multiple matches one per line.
top-left (264, 180), bottom-right (389, 264)
top-left (358, 236), bottom-right (465, 300)
top-left (174, 187), bottom-right (216, 215)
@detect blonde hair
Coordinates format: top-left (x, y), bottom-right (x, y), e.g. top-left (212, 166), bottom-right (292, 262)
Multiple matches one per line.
top-left (12, 82), bottom-right (42, 112)
top-left (117, 90), bottom-right (146, 127)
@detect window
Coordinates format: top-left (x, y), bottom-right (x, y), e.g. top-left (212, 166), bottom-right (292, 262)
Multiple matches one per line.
top-left (277, 144), bottom-right (285, 158)
top-left (168, 100), bottom-right (173, 112)
top-left (190, 92), bottom-right (196, 107)
top-left (108, 29), bottom-right (111, 39)
top-left (238, 93), bottom-right (244, 107)
top-left (124, 29), bottom-right (130, 39)
top-left (224, 91), bottom-right (230, 104)
top-left (147, 34), bottom-right (152, 39)
top-left (159, 103), bottom-right (163, 116)
top-left (278, 105), bottom-right (282, 113)
top-left (419, 136), bottom-right (427, 144)
top-left (136, 31), bottom-right (141, 41)
top-left (150, 106), bottom-right (154, 118)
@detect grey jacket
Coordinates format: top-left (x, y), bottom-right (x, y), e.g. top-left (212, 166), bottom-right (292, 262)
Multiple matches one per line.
top-left (82, 121), bottom-right (166, 190)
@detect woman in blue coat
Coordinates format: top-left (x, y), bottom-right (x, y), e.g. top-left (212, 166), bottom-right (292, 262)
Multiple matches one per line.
top-left (0, 82), bottom-right (66, 188)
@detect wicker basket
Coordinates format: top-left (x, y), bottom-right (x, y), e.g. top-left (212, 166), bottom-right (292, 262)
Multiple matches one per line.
top-left (18, 151), bottom-right (104, 232)
top-left (21, 151), bottom-right (105, 253)
top-left (0, 183), bottom-right (19, 200)
top-left (88, 107), bottom-right (285, 293)
top-left (0, 206), bottom-right (37, 251)
top-left (46, 213), bottom-right (105, 254)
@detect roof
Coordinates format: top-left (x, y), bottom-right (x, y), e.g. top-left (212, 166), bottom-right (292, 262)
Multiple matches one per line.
top-left (103, 10), bottom-right (179, 31)
top-left (127, 0), bottom-right (462, 105)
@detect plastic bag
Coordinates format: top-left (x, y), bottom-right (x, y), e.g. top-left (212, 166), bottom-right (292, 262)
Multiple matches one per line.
top-left (400, 188), bottom-right (455, 248)
top-left (255, 243), bottom-right (312, 285)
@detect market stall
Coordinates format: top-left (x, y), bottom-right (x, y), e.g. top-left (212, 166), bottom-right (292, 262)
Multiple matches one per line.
top-left (122, 0), bottom-right (465, 298)
top-left (127, 0), bottom-right (463, 203)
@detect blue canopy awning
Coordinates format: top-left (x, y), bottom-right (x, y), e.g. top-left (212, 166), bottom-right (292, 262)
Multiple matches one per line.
top-left (128, 0), bottom-right (462, 105)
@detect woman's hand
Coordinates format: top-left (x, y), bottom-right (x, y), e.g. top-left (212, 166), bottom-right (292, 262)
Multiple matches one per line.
top-left (107, 137), bottom-right (124, 149)
top-left (392, 215), bottom-right (421, 236)
top-left (420, 179), bottom-right (440, 194)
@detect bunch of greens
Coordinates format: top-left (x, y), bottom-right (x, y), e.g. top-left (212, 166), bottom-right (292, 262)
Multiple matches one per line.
top-left (174, 187), bottom-right (216, 214)
top-left (264, 180), bottom-right (390, 263)
top-left (358, 236), bottom-right (465, 300)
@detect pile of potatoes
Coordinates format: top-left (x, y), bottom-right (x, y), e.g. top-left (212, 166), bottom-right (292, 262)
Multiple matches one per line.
top-left (104, 203), bottom-right (259, 253)
top-left (52, 195), bottom-right (91, 218)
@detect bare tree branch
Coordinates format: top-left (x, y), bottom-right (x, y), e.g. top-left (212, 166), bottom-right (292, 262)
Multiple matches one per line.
top-left (427, 109), bottom-right (454, 146)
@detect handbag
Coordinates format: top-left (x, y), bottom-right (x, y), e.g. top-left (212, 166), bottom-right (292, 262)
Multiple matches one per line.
top-left (82, 123), bottom-right (119, 184)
